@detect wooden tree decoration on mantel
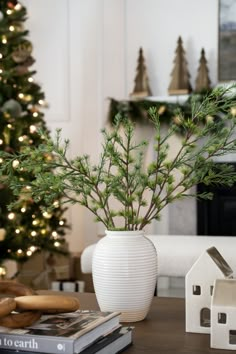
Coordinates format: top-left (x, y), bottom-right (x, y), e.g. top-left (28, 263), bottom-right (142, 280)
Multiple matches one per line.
top-left (195, 48), bottom-right (211, 93)
top-left (130, 47), bottom-right (152, 99)
top-left (168, 36), bottom-right (192, 95)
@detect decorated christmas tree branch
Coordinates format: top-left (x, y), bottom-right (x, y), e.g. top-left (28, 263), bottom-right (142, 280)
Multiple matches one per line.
top-left (0, 0), bottom-right (68, 263)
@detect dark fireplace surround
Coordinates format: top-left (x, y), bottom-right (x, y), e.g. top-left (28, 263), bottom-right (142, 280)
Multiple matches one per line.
top-left (197, 163), bottom-right (236, 236)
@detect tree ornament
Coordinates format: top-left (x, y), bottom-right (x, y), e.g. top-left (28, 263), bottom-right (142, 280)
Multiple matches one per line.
top-left (130, 47), bottom-right (152, 99)
top-left (158, 105), bottom-right (166, 115)
top-left (12, 41), bottom-right (33, 63)
top-left (19, 94), bottom-right (32, 103)
top-left (4, 146), bottom-right (14, 154)
top-left (173, 115), bottom-right (183, 125)
top-left (12, 22), bottom-right (24, 32)
top-left (0, 265), bottom-right (6, 279)
top-left (195, 48), bottom-right (211, 93)
top-left (23, 55), bottom-right (35, 67)
top-left (14, 64), bottom-right (28, 76)
top-left (2, 99), bottom-right (22, 117)
top-left (0, 229), bottom-right (6, 241)
top-left (7, 1), bottom-right (18, 9)
top-left (0, 12), bottom-right (4, 22)
top-left (168, 36), bottom-right (192, 95)
top-left (231, 107), bottom-right (236, 116)
top-left (3, 129), bottom-right (11, 145)
top-left (14, 55), bottom-right (35, 75)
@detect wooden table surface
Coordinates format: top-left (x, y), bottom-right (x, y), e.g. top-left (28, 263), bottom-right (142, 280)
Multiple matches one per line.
top-left (39, 291), bottom-right (232, 353)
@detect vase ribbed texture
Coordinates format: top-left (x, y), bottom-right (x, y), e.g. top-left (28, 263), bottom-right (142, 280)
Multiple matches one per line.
top-left (92, 230), bottom-right (157, 322)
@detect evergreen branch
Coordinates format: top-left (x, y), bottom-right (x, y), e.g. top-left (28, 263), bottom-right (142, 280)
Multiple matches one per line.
top-left (2, 85), bottom-right (236, 230)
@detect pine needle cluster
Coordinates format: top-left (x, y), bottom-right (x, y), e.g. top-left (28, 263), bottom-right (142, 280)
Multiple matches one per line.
top-left (1, 86), bottom-right (236, 231)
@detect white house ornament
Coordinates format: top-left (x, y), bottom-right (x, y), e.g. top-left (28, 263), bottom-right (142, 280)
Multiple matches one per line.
top-left (211, 279), bottom-right (236, 350)
top-left (185, 246), bottom-right (233, 334)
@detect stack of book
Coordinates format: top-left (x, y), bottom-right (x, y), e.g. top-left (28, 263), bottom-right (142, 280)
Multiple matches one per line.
top-left (0, 310), bottom-right (133, 354)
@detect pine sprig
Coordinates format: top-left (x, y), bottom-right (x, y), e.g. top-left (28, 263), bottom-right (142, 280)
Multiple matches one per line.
top-left (1, 85), bottom-right (236, 230)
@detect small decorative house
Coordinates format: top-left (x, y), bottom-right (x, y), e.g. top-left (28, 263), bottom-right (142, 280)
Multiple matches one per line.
top-left (211, 279), bottom-right (236, 350)
top-left (185, 246), bottom-right (233, 334)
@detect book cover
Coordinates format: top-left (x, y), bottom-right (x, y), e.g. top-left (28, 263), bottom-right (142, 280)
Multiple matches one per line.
top-left (0, 326), bottom-right (133, 354)
top-left (80, 326), bottom-right (133, 354)
top-left (0, 310), bottom-right (120, 354)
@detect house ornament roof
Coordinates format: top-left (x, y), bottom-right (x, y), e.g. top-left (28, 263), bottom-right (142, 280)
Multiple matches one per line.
top-left (207, 246), bottom-right (233, 278)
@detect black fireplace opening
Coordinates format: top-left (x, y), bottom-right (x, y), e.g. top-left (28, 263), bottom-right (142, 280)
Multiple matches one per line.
top-left (197, 163), bottom-right (236, 236)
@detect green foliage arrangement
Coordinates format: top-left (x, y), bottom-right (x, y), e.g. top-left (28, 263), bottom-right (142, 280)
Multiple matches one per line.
top-left (108, 90), bottom-right (226, 132)
top-left (1, 86), bottom-right (236, 231)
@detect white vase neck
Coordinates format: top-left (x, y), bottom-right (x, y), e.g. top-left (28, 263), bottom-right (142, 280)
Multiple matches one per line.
top-left (105, 230), bottom-right (144, 237)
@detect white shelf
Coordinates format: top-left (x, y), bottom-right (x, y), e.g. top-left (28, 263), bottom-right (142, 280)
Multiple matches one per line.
top-left (145, 95), bottom-right (190, 104)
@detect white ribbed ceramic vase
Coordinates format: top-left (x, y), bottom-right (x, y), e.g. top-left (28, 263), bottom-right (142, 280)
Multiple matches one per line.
top-left (92, 230), bottom-right (157, 322)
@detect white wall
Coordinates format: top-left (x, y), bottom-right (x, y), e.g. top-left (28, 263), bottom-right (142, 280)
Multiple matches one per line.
top-left (22, 0), bottom-right (219, 252)
top-left (128, 0), bottom-right (218, 96)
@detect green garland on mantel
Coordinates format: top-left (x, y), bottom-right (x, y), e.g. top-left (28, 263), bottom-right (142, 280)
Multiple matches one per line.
top-left (107, 91), bottom-right (235, 134)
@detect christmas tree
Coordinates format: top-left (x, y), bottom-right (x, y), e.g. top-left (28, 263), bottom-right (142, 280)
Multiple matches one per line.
top-left (130, 47), bottom-right (152, 99)
top-left (168, 36), bottom-right (192, 95)
top-left (195, 48), bottom-right (211, 93)
top-left (0, 1), bottom-right (68, 265)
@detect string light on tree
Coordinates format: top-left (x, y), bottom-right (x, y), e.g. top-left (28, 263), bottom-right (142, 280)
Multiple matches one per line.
top-left (53, 200), bottom-right (59, 208)
top-left (8, 212), bottom-right (15, 220)
top-left (29, 125), bottom-right (36, 133)
top-left (24, 94), bottom-right (32, 102)
top-left (15, 3), bottom-right (22, 11)
top-left (43, 211), bottom-right (52, 219)
top-left (12, 159), bottom-right (19, 168)
top-left (30, 246), bottom-right (36, 252)
top-left (2, 35), bottom-right (7, 44)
